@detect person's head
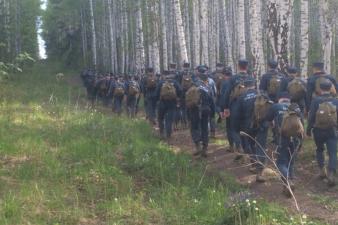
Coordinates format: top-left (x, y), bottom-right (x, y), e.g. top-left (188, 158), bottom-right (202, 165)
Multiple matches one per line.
top-left (287, 66), bottom-right (298, 78)
top-left (183, 62), bottom-right (190, 71)
top-left (243, 77), bottom-right (256, 89)
top-left (146, 67), bottom-right (154, 76)
top-left (312, 62), bottom-right (324, 73)
top-left (196, 65), bottom-right (209, 81)
top-left (268, 59), bottom-right (278, 70)
top-left (216, 63), bottom-right (224, 72)
top-left (223, 66), bottom-right (232, 76)
top-left (238, 59), bottom-right (249, 72)
top-left (319, 79), bottom-right (333, 95)
top-left (169, 63), bottom-right (177, 71)
top-left (278, 92), bottom-right (291, 104)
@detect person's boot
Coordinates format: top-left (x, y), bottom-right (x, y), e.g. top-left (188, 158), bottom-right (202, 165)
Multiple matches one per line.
top-left (249, 163), bottom-right (257, 173)
top-left (318, 167), bottom-right (327, 180)
top-left (193, 142), bottom-right (202, 156)
top-left (327, 171), bottom-right (336, 187)
top-left (256, 170), bottom-right (266, 183)
top-left (226, 146), bottom-right (234, 153)
top-left (233, 147), bottom-right (244, 162)
top-left (210, 131), bottom-right (216, 139)
top-left (201, 145), bottom-right (208, 158)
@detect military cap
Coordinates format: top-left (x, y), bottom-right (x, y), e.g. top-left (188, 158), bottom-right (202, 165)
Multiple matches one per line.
top-left (224, 66), bottom-right (232, 75)
top-left (243, 77), bottom-right (256, 87)
top-left (313, 62), bottom-right (324, 70)
top-left (268, 59), bottom-right (278, 69)
top-left (216, 63), bottom-right (224, 67)
top-left (183, 62), bottom-right (190, 68)
top-left (238, 59), bottom-right (249, 67)
top-left (287, 66), bottom-right (298, 74)
top-left (196, 65), bottom-right (209, 74)
top-left (169, 63), bottom-right (177, 68)
top-left (146, 67), bottom-right (154, 73)
top-left (162, 70), bottom-right (170, 75)
top-left (278, 92), bottom-right (290, 100)
top-left (320, 79), bottom-right (333, 91)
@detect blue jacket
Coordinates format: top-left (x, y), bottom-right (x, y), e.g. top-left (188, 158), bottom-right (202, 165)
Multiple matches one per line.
top-left (306, 72), bottom-right (337, 109)
top-left (238, 88), bottom-right (258, 129)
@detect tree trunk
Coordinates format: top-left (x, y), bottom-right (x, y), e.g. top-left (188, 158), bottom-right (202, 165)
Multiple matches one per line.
top-left (300, 0), bottom-right (309, 78)
top-left (160, 0), bottom-right (168, 70)
top-left (173, 0), bottom-right (188, 64)
top-left (319, 0), bottom-right (333, 73)
top-left (237, 0), bottom-right (246, 58)
top-left (200, 0), bottom-right (209, 64)
top-left (135, 0), bottom-right (145, 74)
top-left (89, 0), bottom-right (97, 69)
top-left (191, 0), bottom-right (200, 66)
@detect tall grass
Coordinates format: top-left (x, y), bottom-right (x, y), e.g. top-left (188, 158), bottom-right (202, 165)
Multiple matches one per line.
top-left (0, 62), bottom-right (325, 224)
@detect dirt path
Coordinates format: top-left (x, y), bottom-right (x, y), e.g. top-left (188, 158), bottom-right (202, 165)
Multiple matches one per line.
top-left (166, 129), bottom-right (338, 225)
top-left (68, 75), bottom-right (338, 224)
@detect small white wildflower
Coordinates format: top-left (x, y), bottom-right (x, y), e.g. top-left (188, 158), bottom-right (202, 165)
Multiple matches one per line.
top-left (212, 190), bottom-right (216, 193)
top-left (217, 202), bottom-right (221, 206)
top-left (255, 207), bottom-right (259, 211)
top-left (194, 199), bottom-right (198, 203)
top-left (114, 198), bottom-right (118, 202)
top-left (252, 200), bottom-right (257, 204)
top-left (246, 199), bottom-right (250, 203)
top-left (302, 214), bottom-right (307, 219)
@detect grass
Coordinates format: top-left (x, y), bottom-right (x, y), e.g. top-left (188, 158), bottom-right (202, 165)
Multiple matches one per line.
top-left (0, 61), bottom-right (325, 224)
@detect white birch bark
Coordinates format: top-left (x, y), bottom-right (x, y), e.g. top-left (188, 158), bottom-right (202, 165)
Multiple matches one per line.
top-left (237, 0), bottom-right (246, 58)
top-left (219, 0), bottom-right (233, 68)
top-left (300, 0), bottom-right (309, 78)
top-left (200, 0), bottom-right (209, 65)
top-left (183, 0), bottom-right (191, 64)
top-left (89, 0), bottom-right (97, 68)
top-left (191, 0), bottom-right (200, 66)
top-left (160, 0), bottom-right (168, 70)
top-left (249, 0), bottom-right (265, 81)
top-left (173, 0), bottom-right (188, 63)
top-left (319, 0), bottom-right (333, 73)
top-left (135, 0), bottom-right (145, 74)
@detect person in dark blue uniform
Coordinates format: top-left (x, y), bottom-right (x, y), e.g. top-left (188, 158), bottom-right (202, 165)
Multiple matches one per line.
top-left (266, 95), bottom-right (303, 196)
top-left (259, 59), bottom-right (284, 103)
top-left (125, 75), bottom-right (140, 118)
top-left (179, 63), bottom-right (193, 128)
top-left (219, 67), bottom-right (234, 152)
top-left (111, 76), bottom-right (125, 115)
top-left (223, 59), bottom-right (253, 161)
top-left (279, 66), bottom-right (307, 113)
top-left (141, 68), bottom-right (158, 125)
top-left (307, 80), bottom-right (338, 187)
top-left (190, 65), bottom-right (216, 158)
top-left (156, 72), bottom-right (182, 140)
top-left (237, 77), bottom-right (258, 169)
top-left (306, 62), bottom-right (337, 110)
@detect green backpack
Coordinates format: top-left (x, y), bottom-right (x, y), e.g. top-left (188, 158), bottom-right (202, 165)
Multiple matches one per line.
top-left (128, 81), bottom-right (139, 96)
top-left (314, 100), bottom-right (337, 129)
top-left (254, 94), bottom-right (272, 126)
top-left (181, 75), bottom-right (193, 91)
top-left (114, 83), bottom-right (125, 96)
top-left (287, 78), bottom-right (306, 101)
top-left (186, 86), bottom-right (201, 108)
top-left (281, 111), bottom-right (304, 138)
top-left (230, 79), bottom-right (246, 101)
top-left (146, 75), bottom-right (157, 88)
top-left (267, 74), bottom-right (282, 95)
top-left (314, 77), bottom-right (337, 97)
top-left (160, 81), bottom-right (177, 100)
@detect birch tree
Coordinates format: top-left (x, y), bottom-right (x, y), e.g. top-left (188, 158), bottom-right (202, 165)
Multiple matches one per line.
top-left (200, 0), bottom-right (209, 64)
top-left (173, 0), bottom-right (188, 64)
top-left (191, 0), bottom-right (200, 66)
top-left (319, 0), bottom-right (333, 73)
top-left (300, 0), bottom-right (309, 77)
top-left (237, 0), bottom-right (246, 58)
top-left (135, 0), bottom-right (145, 74)
top-left (160, 0), bottom-right (168, 70)
top-left (89, 0), bottom-right (97, 68)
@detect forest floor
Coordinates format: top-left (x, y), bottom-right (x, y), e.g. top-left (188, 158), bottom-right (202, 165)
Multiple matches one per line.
top-left (67, 71), bottom-right (338, 224)
top-left (0, 61), bottom-right (335, 225)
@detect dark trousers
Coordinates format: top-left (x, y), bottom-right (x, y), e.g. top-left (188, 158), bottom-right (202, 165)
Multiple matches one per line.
top-left (225, 117), bottom-right (234, 147)
top-left (126, 95), bottom-right (137, 118)
top-left (313, 128), bottom-right (337, 173)
top-left (145, 97), bottom-right (157, 121)
top-left (158, 101), bottom-right (176, 138)
top-left (113, 95), bottom-right (124, 114)
top-left (276, 136), bottom-right (301, 184)
top-left (255, 122), bottom-right (269, 171)
top-left (189, 107), bottom-right (210, 147)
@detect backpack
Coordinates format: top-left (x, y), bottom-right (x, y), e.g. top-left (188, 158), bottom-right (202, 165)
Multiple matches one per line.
top-left (314, 76), bottom-right (337, 96)
top-left (267, 73), bottom-right (282, 95)
top-left (181, 75), bottom-right (192, 91)
top-left (254, 94), bottom-right (272, 125)
top-left (287, 78), bottom-right (306, 101)
top-left (314, 99), bottom-right (337, 129)
top-left (160, 81), bottom-right (177, 100)
top-left (281, 111), bottom-right (304, 138)
top-left (186, 86), bottom-right (201, 108)
top-left (214, 72), bottom-right (225, 92)
top-left (230, 78), bottom-right (246, 101)
top-left (128, 81), bottom-right (139, 96)
top-left (114, 83), bottom-right (125, 96)
top-left (146, 75), bottom-right (157, 88)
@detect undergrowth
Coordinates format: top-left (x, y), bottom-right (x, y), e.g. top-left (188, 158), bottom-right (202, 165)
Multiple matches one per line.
top-left (0, 62), bottom-right (325, 224)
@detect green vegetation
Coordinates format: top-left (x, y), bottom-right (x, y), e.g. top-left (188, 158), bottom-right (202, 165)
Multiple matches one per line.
top-left (0, 62), bottom-right (323, 224)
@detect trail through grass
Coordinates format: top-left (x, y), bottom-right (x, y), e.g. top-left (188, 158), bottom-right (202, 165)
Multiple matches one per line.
top-left (0, 62), bottom-right (323, 224)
